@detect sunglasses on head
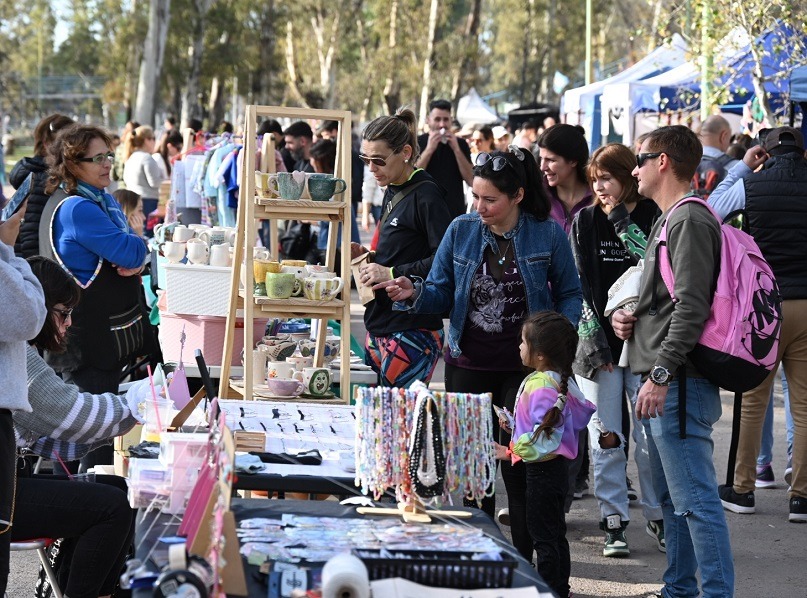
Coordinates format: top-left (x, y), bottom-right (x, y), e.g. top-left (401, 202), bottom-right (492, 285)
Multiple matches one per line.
top-left (76, 152), bottom-right (115, 165)
top-left (636, 151), bottom-right (682, 168)
top-left (359, 150), bottom-right (396, 167)
top-left (475, 146), bottom-right (525, 171)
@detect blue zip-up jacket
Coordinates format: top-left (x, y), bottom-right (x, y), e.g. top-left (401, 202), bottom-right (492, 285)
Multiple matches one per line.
top-left (395, 210), bottom-right (582, 359)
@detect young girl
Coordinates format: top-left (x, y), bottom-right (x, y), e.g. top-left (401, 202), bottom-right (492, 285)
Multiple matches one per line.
top-left (113, 188), bottom-right (145, 238)
top-left (495, 311), bottom-right (595, 598)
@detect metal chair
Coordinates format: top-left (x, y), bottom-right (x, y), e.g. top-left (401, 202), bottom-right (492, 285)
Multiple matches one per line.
top-left (9, 538), bottom-right (63, 598)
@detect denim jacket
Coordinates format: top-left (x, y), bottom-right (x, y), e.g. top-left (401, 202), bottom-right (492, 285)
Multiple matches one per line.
top-left (396, 210), bottom-right (583, 359)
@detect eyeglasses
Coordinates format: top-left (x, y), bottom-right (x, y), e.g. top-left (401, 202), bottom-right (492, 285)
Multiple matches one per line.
top-left (76, 152), bottom-right (115, 165)
top-left (636, 151), bottom-right (682, 168)
top-left (358, 151), bottom-right (396, 167)
top-left (53, 307), bottom-right (74, 322)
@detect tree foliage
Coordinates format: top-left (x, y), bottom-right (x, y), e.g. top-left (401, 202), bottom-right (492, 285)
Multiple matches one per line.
top-left (2, 0), bottom-right (801, 131)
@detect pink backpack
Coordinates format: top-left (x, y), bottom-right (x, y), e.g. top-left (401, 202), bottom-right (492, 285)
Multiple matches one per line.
top-left (655, 196), bottom-right (782, 393)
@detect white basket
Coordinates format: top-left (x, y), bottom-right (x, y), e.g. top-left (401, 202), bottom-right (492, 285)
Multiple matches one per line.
top-left (164, 263), bottom-right (234, 316)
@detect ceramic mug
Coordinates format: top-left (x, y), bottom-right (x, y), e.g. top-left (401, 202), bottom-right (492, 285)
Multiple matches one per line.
top-left (281, 259), bottom-right (307, 268)
top-left (267, 361), bottom-right (296, 379)
top-left (253, 260), bottom-right (281, 295)
top-left (189, 224), bottom-right (211, 236)
top-left (198, 226), bottom-right (235, 247)
top-left (301, 367), bottom-right (331, 396)
top-left (186, 239), bottom-right (209, 265)
top-left (172, 225), bottom-right (195, 242)
top-left (303, 276), bottom-right (344, 301)
top-left (304, 264), bottom-right (331, 276)
top-left (209, 242), bottom-right (232, 267)
top-left (153, 222), bottom-right (178, 244)
top-left (255, 171), bottom-right (279, 198)
top-left (160, 241), bottom-right (186, 263)
top-left (265, 272), bottom-right (296, 299)
top-left (280, 266), bottom-right (306, 296)
top-left (270, 171), bottom-right (306, 200)
top-left (286, 354), bottom-right (314, 371)
top-left (307, 174), bottom-right (347, 201)
top-left (254, 247), bottom-right (271, 261)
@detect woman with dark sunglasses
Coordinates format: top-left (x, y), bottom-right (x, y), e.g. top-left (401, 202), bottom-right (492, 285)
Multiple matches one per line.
top-left (10, 256), bottom-right (156, 598)
top-left (44, 124), bottom-right (150, 467)
top-left (375, 146), bottom-right (582, 564)
top-left (350, 107), bottom-right (454, 388)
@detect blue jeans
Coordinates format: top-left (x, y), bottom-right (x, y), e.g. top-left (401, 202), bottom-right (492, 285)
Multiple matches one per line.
top-left (758, 369), bottom-right (793, 465)
top-left (643, 377), bottom-right (734, 598)
top-left (578, 367), bottom-right (662, 522)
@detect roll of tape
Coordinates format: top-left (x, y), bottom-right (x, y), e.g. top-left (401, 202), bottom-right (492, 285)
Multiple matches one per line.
top-left (168, 543), bottom-right (187, 571)
top-left (321, 553), bottom-right (370, 598)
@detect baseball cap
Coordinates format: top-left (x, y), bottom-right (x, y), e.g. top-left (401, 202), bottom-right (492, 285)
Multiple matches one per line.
top-left (492, 125), bottom-right (509, 139)
top-left (763, 126), bottom-right (804, 152)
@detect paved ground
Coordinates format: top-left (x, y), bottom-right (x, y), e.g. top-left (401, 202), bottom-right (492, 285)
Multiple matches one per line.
top-left (5, 222), bottom-right (802, 597)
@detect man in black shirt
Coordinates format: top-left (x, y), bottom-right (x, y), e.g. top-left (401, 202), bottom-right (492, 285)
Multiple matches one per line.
top-left (417, 99), bottom-right (473, 218)
top-left (283, 121), bottom-right (315, 173)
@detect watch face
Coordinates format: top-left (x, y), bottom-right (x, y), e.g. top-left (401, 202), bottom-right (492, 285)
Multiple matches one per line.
top-left (651, 367), bottom-right (671, 384)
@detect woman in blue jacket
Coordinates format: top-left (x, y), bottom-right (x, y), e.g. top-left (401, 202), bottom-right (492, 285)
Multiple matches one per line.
top-left (376, 146), bottom-right (582, 562)
top-left (45, 124), bottom-right (149, 467)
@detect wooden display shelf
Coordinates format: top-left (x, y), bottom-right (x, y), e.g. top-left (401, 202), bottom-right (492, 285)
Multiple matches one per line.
top-left (227, 383), bottom-right (345, 404)
top-left (219, 104), bottom-right (353, 403)
top-left (237, 291), bottom-right (345, 317)
top-left (254, 197), bottom-right (347, 221)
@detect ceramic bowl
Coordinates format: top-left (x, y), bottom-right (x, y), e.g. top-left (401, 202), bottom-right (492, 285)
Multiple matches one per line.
top-left (297, 337), bottom-right (341, 363)
top-left (265, 377), bottom-right (304, 397)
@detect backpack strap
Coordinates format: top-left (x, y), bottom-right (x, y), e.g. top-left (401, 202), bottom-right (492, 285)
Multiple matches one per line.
top-left (725, 391), bottom-right (743, 486)
top-left (378, 180), bottom-right (430, 229)
top-left (38, 187), bottom-right (69, 261)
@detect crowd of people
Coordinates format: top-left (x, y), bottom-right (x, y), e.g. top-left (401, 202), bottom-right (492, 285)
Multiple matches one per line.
top-left (0, 103), bottom-right (804, 598)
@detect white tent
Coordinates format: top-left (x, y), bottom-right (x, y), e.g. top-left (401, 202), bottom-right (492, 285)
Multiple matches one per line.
top-left (456, 88), bottom-right (499, 125)
top-left (600, 28), bottom-right (751, 145)
top-left (561, 33), bottom-right (688, 150)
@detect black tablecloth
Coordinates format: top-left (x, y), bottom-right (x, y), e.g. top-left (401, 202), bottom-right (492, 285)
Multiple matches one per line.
top-left (135, 498), bottom-right (552, 596)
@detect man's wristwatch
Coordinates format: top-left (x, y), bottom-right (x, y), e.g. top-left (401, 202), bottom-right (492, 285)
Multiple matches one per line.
top-left (649, 365), bottom-right (673, 386)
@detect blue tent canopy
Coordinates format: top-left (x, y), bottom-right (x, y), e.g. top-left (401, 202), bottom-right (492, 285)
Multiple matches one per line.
top-left (656, 23), bottom-right (804, 113)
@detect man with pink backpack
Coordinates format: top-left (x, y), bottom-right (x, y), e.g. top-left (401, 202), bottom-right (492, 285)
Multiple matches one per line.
top-left (708, 126), bottom-right (807, 523)
top-left (611, 126), bottom-right (734, 598)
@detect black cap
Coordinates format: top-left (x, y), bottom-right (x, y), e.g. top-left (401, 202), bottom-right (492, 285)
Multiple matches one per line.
top-left (764, 126), bottom-right (804, 152)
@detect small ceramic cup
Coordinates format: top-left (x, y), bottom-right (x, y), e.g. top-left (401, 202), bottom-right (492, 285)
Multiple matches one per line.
top-left (301, 367), bottom-right (331, 396)
top-left (266, 377), bottom-right (305, 397)
top-left (265, 272), bottom-right (296, 299)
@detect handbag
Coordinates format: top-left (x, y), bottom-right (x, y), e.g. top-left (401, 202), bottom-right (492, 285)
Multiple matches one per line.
top-left (280, 221), bottom-right (313, 260)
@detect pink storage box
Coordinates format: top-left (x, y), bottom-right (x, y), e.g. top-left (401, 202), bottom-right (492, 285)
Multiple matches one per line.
top-left (159, 312), bottom-right (269, 367)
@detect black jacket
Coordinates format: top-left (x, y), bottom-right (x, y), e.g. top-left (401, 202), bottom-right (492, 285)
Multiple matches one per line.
top-left (9, 156), bottom-right (52, 258)
top-left (364, 169), bottom-right (454, 335)
top-left (570, 200), bottom-right (659, 378)
top-left (744, 153), bottom-right (807, 300)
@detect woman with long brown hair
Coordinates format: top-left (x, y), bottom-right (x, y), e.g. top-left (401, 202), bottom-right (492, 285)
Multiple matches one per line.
top-left (568, 142), bottom-right (662, 558)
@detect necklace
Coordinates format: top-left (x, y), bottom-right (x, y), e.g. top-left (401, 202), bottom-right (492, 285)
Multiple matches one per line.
top-left (495, 238), bottom-right (512, 265)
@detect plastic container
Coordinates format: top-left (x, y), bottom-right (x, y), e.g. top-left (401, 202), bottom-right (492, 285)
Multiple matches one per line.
top-left (158, 312), bottom-right (269, 367)
top-left (352, 549), bottom-right (517, 590)
top-left (144, 397), bottom-right (174, 436)
top-left (159, 432), bottom-right (208, 468)
top-left (164, 263), bottom-right (233, 316)
top-left (128, 458), bottom-right (171, 485)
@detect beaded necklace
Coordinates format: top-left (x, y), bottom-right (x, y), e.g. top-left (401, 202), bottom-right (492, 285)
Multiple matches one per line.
top-left (355, 384), bottom-right (496, 506)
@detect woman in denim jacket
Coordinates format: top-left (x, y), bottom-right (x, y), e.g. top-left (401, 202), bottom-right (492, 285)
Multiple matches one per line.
top-left (376, 146), bottom-right (582, 562)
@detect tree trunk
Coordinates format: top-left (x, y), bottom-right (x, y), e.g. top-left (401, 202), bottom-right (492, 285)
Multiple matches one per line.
top-left (208, 76), bottom-right (227, 129)
top-left (382, 0), bottom-right (400, 115)
top-left (284, 21), bottom-right (310, 108)
top-left (256, 0), bottom-right (275, 104)
top-left (180, 0), bottom-right (214, 129)
top-left (310, 4), bottom-right (341, 108)
top-left (418, 0), bottom-right (440, 126)
top-left (134, 0), bottom-right (171, 126)
top-left (747, 38), bottom-right (775, 125)
top-left (450, 0), bottom-right (482, 106)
